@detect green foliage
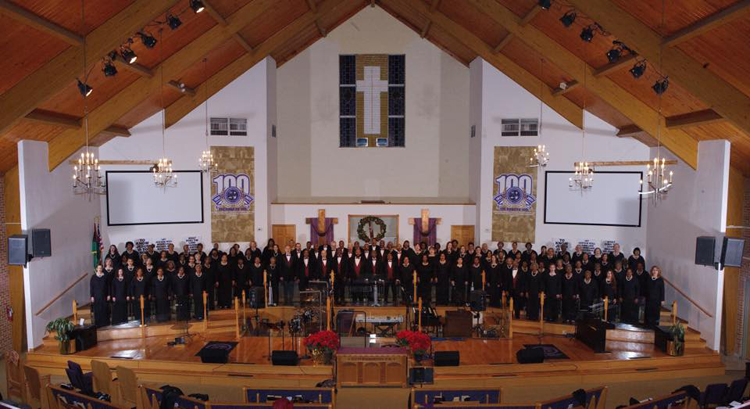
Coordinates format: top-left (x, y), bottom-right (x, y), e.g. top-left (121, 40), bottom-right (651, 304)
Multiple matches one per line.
top-left (670, 321), bottom-right (686, 355)
top-left (46, 318), bottom-right (75, 343)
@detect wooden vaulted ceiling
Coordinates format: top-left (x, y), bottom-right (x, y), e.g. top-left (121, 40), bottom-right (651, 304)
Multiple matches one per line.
top-left (0, 0), bottom-right (749, 174)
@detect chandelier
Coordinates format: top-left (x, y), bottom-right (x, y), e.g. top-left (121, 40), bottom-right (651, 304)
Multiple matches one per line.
top-left (154, 30), bottom-right (177, 188)
top-left (72, 0), bottom-right (105, 196)
top-left (569, 161), bottom-right (594, 190)
top-left (530, 58), bottom-right (550, 168)
top-left (198, 58), bottom-right (217, 173)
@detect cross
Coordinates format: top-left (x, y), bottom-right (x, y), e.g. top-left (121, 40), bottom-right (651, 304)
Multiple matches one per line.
top-left (409, 209), bottom-right (442, 235)
top-left (356, 66), bottom-right (389, 145)
top-left (306, 209), bottom-right (338, 246)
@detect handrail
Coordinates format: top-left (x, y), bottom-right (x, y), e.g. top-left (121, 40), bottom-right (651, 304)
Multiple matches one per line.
top-left (35, 272), bottom-right (89, 316)
top-left (662, 276), bottom-right (713, 318)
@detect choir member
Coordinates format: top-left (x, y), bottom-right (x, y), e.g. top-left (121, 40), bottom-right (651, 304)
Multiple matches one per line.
top-left (451, 257), bottom-right (468, 306)
top-left (130, 268), bottom-right (149, 324)
top-left (544, 264), bottom-right (562, 322)
top-left (228, 246), bottom-right (240, 265)
top-left (180, 244), bottom-right (191, 261)
top-left (249, 256), bottom-right (264, 295)
top-left (191, 264), bottom-right (208, 320)
top-left (195, 243), bottom-right (207, 261)
top-left (279, 246), bottom-right (296, 306)
top-left (571, 245), bottom-right (585, 266)
top-left (262, 238), bottom-right (276, 265)
top-left (521, 242), bottom-right (536, 265)
top-left (234, 257), bottom-right (250, 300)
top-left (600, 253), bottom-right (611, 273)
top-left (123, 242), bottom-right (139, 263)
top-left (110, 269), bottom-right (129, 325)
top-left (634, 262), bottom-right (648, 297)
top-left (540, 248), bottom-right (557, 271)
top-left (157, 251), bottom-right (170, 271)
top-left (578, 270), bottom-right (599, 311)
top-left (601, 271), bottom-right (618, 322)
top-left (620, 268), bottom-right (640, 324)
top-left (333, 249), bottom-right (347, 305)
top-left (487, 256), bottom-right (504, 307)
top-left (152, 268), bottom-right (171, 322)
top-left (203, 257), bottom-right (216, 310)
top-left (267, 257), bottom-right (280, 305)
top-left (493, 241), bottom-right (505, 260)
top-left (172, 267), bottom-right (191, 322)
top-left (103, 258), bottom-right (116, 287)
top-left (592, 263), bottom-right (604, 286)
top-left (628, 247), bottom-right (646, 272)
top-left (297, 249), bottom-right (315, 290)
top-left (186, 255), bottom-right (197, 276)
top-left (609, 243), bottom-right (626, 265)
top-left (573, 262), bottom-right (584, 282)
top-left (581, 253), bottom-right (592, 273)
top-left (561, 267), bottom-right (578, 323)
top-left (644, 266), bottom-right (665, 327)
top-left (525, 263), bottom-right (544, 321)
top-left (508, 242), bottom-right (521, 261)
top-left (216, 254), bottom-right (234, 309)
top-left (558, 243), bottom-right (571, 260)
top-left (416, 254), bottom-right (434, 305)
top-left (400, 256), bottom-right (416, 305)
top-left (105, 245), bottom-right (121, 270)
top-left (123, 257), bottom-right (137, 284)
top-left (592, 247), bottom-right (603, 265)
top-left (90, 265), bottom-right (110, 328)
top-left (349, 248), bottom-right (368, 304)
top-left (166, 243), bottom-right (179, 263)
top-left (435, 253), bottom-right (451, 305)
top-left (613, 260), bottom-right (626, 284)
top-left (511, 261), bottom-right (528, 319)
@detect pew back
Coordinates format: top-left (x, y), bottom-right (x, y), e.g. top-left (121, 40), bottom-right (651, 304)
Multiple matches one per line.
top-left (47, 385), bottom-right (127, 409)
top-left (411, 388), bottom-right (502, 406)
top-left (243, 387), bottom-right (335, 405)
top-left (622, 391), bottom-right (693, 409)
top-left (538, 387), bottom-right (608, 409)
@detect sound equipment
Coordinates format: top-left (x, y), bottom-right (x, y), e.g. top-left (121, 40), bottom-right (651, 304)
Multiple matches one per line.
top-left (575, 317), bottom-right (613, 353)
top-left (721, 237), bottom-right (746, 268)
top-left (248, 286), bottom-right (265, 309)
top-left (470, 290), bottom-right (487, 312)
top-left (271, 350), bottom-right (298, 366)
top-left (434, 351), bottom-right (460, 367)
top-left (70, 324), bottom-right (97, 352)
top-left (8, 235), bottom-right (28, 266)
top-left (31, 228), bottom-right (51, 257)
top-left (516, 347), bottom-right (544, 364)
top-left (408, 367), bottom-right (434, 385)
top-left (199, 348), bottom-right (230, 364)
top-left (443, 310), bottom-right (473, 338)
top-left (695, 236), bottom-right (716, 266)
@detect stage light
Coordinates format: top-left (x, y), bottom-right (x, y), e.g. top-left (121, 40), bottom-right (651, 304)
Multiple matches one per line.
top-left (580, 25), bottom-right (594, 42)
top-left (77, 79), bottom-right (93, 97)
top-left (121, 47), bottom-right (137, 64)
top-left (606, 48), bottom-right (621, 63)
top-left (139, 32), bottom-right (157, 49)
top-left (538, 0), bottom-right (552, 10)
top-left (102, 60), bottom-right (117, 77)
top-left (560, 10), bottom-right (576, 27)
top-left (629, 61), bottom-right (646, 78)
top-left (652, 77), bottom-right (669, 95)
top-left (190, 0), bottom-right (205, 13)
top-left (167, 14), bottom-right (182, 30)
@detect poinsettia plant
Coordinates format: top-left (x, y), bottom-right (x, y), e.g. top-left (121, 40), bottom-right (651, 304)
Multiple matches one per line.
top-left (303, 330), bottom-right (340, 354)
top-left (396, 330), bottom-right (431, 354)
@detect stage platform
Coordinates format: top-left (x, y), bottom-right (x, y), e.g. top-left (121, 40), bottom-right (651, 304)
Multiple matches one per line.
top-left (27, 305), bottom-right (723, 388)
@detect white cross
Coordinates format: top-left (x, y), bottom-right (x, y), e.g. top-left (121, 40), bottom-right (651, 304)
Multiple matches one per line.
top-left (356, 66), bottom-right (389, 135)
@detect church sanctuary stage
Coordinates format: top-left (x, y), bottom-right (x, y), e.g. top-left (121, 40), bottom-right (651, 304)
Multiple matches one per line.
top-left (26, 306), bottom-right (723, 389)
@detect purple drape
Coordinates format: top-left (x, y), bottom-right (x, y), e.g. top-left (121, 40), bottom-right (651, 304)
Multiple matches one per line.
top-left (413, 218), bottom-right (438, 247)
top-left (306, 217), bottom-right (335, 246)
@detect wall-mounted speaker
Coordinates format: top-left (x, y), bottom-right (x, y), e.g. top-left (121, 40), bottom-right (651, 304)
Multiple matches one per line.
top-left (271, 350), bottom-right (298, 366)
top-left (8, 235), bottom-right (28, 266)
top-left (695, 236), bottom-right (716, 266)
top-left (434, 351), bottom-right (460, 366)
top-left (721, 237), bottom-right (746, 268)
top-left (31, 228), bottom-right (51, 258)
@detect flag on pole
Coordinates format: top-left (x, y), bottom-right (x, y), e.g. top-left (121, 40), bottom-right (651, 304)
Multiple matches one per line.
top-left (92, 222), bottom-right (102, 268)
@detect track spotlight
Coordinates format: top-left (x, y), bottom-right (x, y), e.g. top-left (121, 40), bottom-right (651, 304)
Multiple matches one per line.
top-left (629, 61), bottom-right (646, 78)
top-left (652, 77), bottom-right (669, 95)
top-left (121, 46), bottom-right (137, 64)
top-left (606, 48), bottom-right (621, 63)
top-left (102, 60), bottom-right (117, 77)
top-left (560, 10), bottom-right (576, 27)
top-left (139, 32), bottom-right (157, 49)
top-left (580, 25), bottom-right (594, 42)
top-left (167, 14), bottom-right (182, 30)
top-left (538, 0), bottom-right (552, 10)
top-left (77, 79), bottom-right (93, 97)
top-left (190, 0), bottom-right (205, 13)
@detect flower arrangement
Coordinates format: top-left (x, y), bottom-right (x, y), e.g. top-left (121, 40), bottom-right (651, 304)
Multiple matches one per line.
top-left (396, 330), bottom-right (431, 355)
top-left (304, 330), bottom-right (340, 354)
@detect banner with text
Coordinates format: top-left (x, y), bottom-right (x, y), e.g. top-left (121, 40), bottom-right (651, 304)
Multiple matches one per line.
top-left (492, 146), bottom-right (537, 243)
top-left (211, 146), bottom-right (255, 243)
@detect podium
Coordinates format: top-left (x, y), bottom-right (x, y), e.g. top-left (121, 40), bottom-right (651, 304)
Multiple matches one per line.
top-left (336, 347), bottom-right (408, 387)
top-left (575, 316), bottom-right (614, 353)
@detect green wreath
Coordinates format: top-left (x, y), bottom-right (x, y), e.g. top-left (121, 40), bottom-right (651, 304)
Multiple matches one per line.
top-left (357, 216), bottom-right (387, 242)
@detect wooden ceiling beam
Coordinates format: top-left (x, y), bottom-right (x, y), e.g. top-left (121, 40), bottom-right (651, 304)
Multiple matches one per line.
top-left (592, 53), bottom-right (637, 77)
top-left (663, 0), bottom-right (750, 47)
top-left (118, 61), bottom-right (154, 78)
top-left (201, 0), bottom-right (228, 26)
top-left (420, 0), bottom-right (440, 38)
top-left (306, 0), bottom-right (327, 37)
top-left (519, 5), bottom-right (541, 26)
top-left (167, 80), bottom-right (196, 96)
top-left (0, 0), bottom-right (84, 46)
top-left (469, 0), bottom-right (698, 168)
top-left (551, 80), bottom-right (579, 96)
top-left (165, 0), bottom-right (349, 128)
top-left (567, 0), bottom-right (750, 141)
top-left (666, 109), bottom-right (725, 129)
top-left (0, 0), bottom-right (179, 142)
top-left (233, 33), bottom-right (253, 53)
top-left (46, 0), bottom-right (279, 170)
top-left (616, 124), bottom-right (643, 137)
top-left (493, 34), bottom-right (513, 53)
top-left (23, 110), bottom-right (81, 129)
top-left (389, 0), bottom-right (582, 128)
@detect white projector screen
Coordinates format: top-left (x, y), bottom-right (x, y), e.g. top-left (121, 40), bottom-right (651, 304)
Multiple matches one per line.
top-left (106, 171), bottom-right (204, 226)
top-left (544, 171), bottom-right (643, 227)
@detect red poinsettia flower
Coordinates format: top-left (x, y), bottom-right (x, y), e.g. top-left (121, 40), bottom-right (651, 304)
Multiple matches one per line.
top-left (396, 330), bottom-right (431, 354)
top-left (303, 330), bottom-right (340, 353)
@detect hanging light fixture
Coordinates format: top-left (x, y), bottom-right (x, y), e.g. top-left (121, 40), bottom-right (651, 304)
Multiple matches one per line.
top-left (154, 29), bottom-right (177, 188)
top-left (530, 58), bottom-right (549, 168)
top-left (640, 0), bottom-right (673, 203)
top-left (199, 58), bottom-right (217, 173)
top-left (72, 0), bottom-right (105, 196)
top-left (570, 44), bottom-right (593, 191)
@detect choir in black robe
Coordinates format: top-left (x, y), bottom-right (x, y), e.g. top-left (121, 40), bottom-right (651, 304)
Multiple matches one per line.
top-left (267, 264), bottom-right (280, 305)
top-left (469, 263), bottom-right (483, 293)
top-left (332, 256), bottom-right (347, 305)
top-left (511, 267), bottom-right (527, 319)
top-left (544, 272), bottom-right (562, 322)
top-left (620, 275), bottom-right (640, 323)
top-left (525, 272), bottom-right (544, 321)
top-left (451, 263), bottom-right (468, 306)
top-left (487, 263), bottom-right (503, 307)
top-left (234, 261), bottom-right (250, 299)
top-left (216, 262), bottom-right (234, 308)
top-left (435, 260), bottom-right (451, 305)
top-left (416, 261), bottom-right (434, 305)
top-left (644, 276), bottom-right (665, 327)
top-left (152, 275), bottom-right (171, 322)
top-left (90, 273), bottom-right (110, 328)
top-left (601, 279), bottom-right (618, 322)
top-left (130, 276), bottom-right (149, 323)
top-left (578, 278), bottom-right (599, 310)
top-left (400, 262), bottom-right (416, 305)
top-left (190, 272), bottom-right (208, 320)
top-left (110, 277), bottom-right (129, 325)
top-left (561, 273), bottom-right (578, 323)
top-left (171, 273), bottom-right (191, 321)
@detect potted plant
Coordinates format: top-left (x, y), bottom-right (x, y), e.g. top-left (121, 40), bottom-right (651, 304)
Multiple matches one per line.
top-left (47, 318), bottom-right (75, 355)
top-left (303, 330), bottom-right (339, 365)
top-left (667, 322), bottom-right (685, 356)
top-left (396, 330), bottom-right (431, 362)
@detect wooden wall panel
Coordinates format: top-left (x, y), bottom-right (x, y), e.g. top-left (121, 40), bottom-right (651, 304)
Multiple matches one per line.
top-left (3, 166), bottom-right (26, 352)
top-left (722, 166), bottom-right (746, 355)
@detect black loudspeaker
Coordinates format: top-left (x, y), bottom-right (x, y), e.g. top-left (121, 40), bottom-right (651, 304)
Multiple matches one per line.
top-left (31, 228), bottom-right (51, 257)
top-left (470, 290), bottom-right (487, 312)
top-left (516, 347), bottom-right (544, 364)
top-left (248, 286), bottom-right (265, 309)
top-left (70, 325), bottom-right (97, 352)
top-left (409, 367), bottom-right (434, 385)
top-left (200, 348), bottom-right (230, 363)
top-left (721, 237), bottom-right (746, 268)
top-left (8, 235), bottom-right (28, 266)
top-left (271, 350), bottom-right (298, 366)
top-left (434, 351), bottom-right (460, 366)
top-left (695, 236), bottom-right (716, 266)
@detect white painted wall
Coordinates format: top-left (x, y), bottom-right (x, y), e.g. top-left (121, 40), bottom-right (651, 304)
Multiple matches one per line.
top-left (470, 58), bottom-right (651, 252)
top-left (98, 58), bottom-right (277, 251)
top-left (646, 140), bottom-right (730, 351)
top-left (276, 6), bottom-right (470, 201)
top-left (18, 141), bottom-right (101, 349)
top-left (271, 204), bottom-right (475, 245)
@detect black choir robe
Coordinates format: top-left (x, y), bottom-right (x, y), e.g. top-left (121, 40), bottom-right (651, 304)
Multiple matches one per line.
top-left (190, 272), bottom-right (208, 320)
top-left (234, 262), bottom-right (251, 297)
top-left (578, 278), bottom-right (599, 310)
top-left (110, 277), bottom-right (129, 325)
top-left (130, 276), bottom-right (149, 323)
top-left (216, 262), bottom-right (234, 308)
top-left (644, 276), bottom-right (665, 326)
top-left (416, 262), bottom-right (434, 304)
top-left (435, 261), bottom-right (451, 305)
top-left (487, 264), bottom-right (503, 307)
top-left (525, 272), bottom-right (544, 321)
top-left (469, 264), bottom-right (483, 292)
top-left (171, 273), bottom-right (191, 321)
top-left (90, 273), bottom-right (110, 328)
top-left (451, 264), bottom-right (468, 305)
top-left (543, 272), bottom-right (562, 321)
top-left (561, 274), bottom-right (578, 321)
top-left (400, 263), bottom-right (416, 304)
top-left (601, 279), bottom-right (618, 322)
top-left (620, 275), bottom-right (640, 323)
top-left (151, 275), bottom-right (171, 322)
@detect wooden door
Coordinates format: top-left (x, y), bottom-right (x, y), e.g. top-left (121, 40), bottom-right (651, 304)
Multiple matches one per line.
top-left (272, 225), bottom-right (296, 247)
top-left (451, 225), bottom-right (475, 247)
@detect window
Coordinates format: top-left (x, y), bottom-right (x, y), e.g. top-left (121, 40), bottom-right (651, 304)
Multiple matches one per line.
top-left (501, 118), bottom-right (539, 137)
top-left (501, 119), bottom-right (520, 136)
top-left (210, 117), bottom-right (247, 136)
top-left (520, 118), bottom-right (539, 136)
top-left (210, 117), bottom-right (228, 136)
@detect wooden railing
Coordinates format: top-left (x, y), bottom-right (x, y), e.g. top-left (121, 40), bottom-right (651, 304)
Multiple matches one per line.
top-left (35, 272), bottom-right (89, 316)
top-left (662, 276), bottom-right (713, 318)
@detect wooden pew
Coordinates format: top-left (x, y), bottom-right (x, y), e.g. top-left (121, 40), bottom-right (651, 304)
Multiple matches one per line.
top-left (47, 385), bottom-right (128, 409)
top-left (621, 391), bottom-right (696, 409)
top-left (413, 404), bottom-right (539, 409)
top-left (140, 385), bottom-right (209, 409)
top-left (212, 404), bottom-right (331, 409)
top-left (538, 387), bottom-right (608, 409)
top-left (411, 387), bottom-right (503, 406)
top-left (243, 387), bottom-right (335, 405)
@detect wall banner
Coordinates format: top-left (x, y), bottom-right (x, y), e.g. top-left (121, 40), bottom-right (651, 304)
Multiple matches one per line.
top-left (492, 146), bottom-right (537, 243)
top-left (211, 146), bottom-right (255, 243)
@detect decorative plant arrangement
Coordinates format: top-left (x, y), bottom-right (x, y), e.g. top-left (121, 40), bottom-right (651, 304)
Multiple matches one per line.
top-left (303, 330), bottom-right (340, 365)
top-left (396, 330), bottom-right (431, 361)
top-left (668, 321), bottom-right (685, 356)
top-left (47, 318), bottom-right (76, 355)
